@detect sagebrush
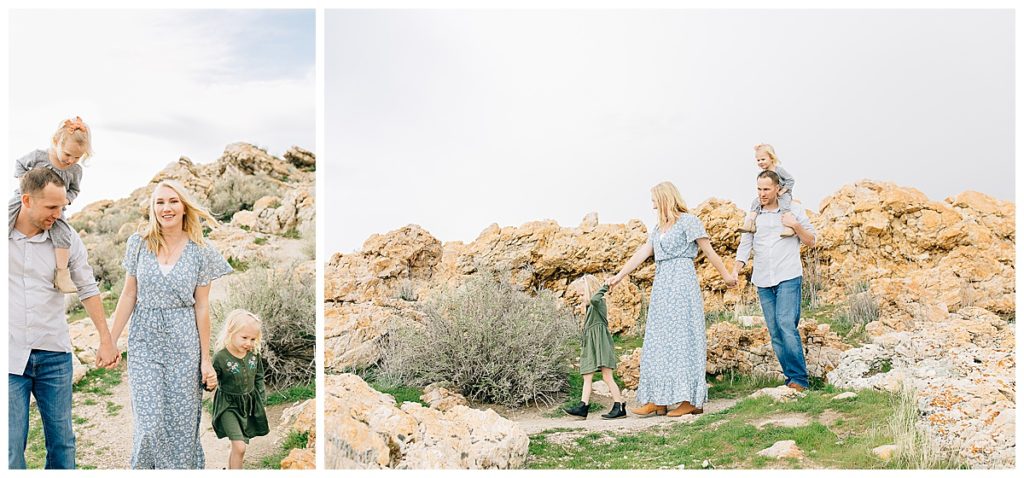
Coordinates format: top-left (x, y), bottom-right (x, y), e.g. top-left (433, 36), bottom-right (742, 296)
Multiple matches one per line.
top-left (207, 170), bottom-right (283, 221)
top-left (212, 265), bottom-right (315, 388)
top-left (379, 273), bottom-right (576, 408)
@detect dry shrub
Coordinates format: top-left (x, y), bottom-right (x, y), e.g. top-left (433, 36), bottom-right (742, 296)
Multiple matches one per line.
top-left (888, 385), bottom-right (964, 469)
top-left (379, 272), bottom-right (576, 408)
top-left (212, 264), bottom-right (315, 388)
top-left (208, 171), bottom-right (283, 221)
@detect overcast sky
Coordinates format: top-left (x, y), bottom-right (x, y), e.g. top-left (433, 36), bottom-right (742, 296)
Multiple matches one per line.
top-left (325, 9), bottom-right (1013, 254)
top-left (9, 9), bottom-right (314, 214)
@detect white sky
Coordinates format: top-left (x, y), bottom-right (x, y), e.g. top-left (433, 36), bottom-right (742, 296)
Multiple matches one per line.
top-left (9, 9), bottom-right (315, 214)
top-left (325, 9), bottom-right (1014, 254)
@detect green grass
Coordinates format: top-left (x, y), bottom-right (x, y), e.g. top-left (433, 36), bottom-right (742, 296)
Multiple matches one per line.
top-left (611, 334), bottom-right (644, 354)
top-left (707, 371), bottom-right (784, 400)
top-left (72, 366), bottom-right (122, 396)
top-left (105, 401), bottom-right (123, 417)
top-left (227, 256), bottom-right (250, 272)
top-left (282, 228), bottom-right (301, 240)
top-left (258, 430), bottom-right (309, 469)
top-left (528, 385), bottom-right (943, 469)
top-left (266, 382), bottom-right (316, 407)
top-left (253, 236), bottom-right (268, 245)
top-left (370, 383), bottom-right (426, 406)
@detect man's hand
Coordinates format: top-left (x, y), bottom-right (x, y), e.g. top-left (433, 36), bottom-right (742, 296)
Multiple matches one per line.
top-left (95, 338), bottom-right (120, 369)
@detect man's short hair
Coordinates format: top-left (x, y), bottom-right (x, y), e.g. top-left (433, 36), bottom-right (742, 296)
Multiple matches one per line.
top-left (758, 169), bottom-right (782, 186)
top-left (20, 168), bottom-right (65, 196)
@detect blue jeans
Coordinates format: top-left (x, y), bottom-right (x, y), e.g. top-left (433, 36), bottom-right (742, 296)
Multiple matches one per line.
top-left (8, 350), bottom-right (76, 469)
top-left (757, 276), bottom-right (809, 388)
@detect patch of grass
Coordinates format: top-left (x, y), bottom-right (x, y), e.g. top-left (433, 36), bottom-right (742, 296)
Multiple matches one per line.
top-left (707, 371), bottom-right (783, 400)
top-left (226, 256), bottom-right (250, 272)
top-left (82, 398), bottom-right (97, 406)
top-left (282, 228), bottom-right (301, 240)
top-left (266, 382), bottom-right (316, 407)
top-left (611, 334), bottom-right (643, 354)
top-left (73, 415), bottom-right (88, 426)
top-left (253, 236), bottom-right (268, 245)
top-left (259, 431), bottom-right (309, 469)
top-left (529, 380), bottom-right (929, 469)
top-left (72, 366), bottom-right (122, 396)
top-left (370, 383), bottom-right (426, 406)
top-left (105, 401), bottom-right (123, 417)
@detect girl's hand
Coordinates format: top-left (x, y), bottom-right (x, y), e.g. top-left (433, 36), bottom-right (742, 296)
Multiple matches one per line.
top-left (201, 360), bottom-right (217, 390)
top-left (606, 273), bottom-right (623, 288)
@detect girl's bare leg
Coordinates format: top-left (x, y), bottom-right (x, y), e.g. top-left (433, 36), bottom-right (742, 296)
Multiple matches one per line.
top-left (581, 373), bottom-right (594, 404)
top-left (601, 368), bottom-right (623, 403)
top-left (229, 440), bottom-right (246, 469)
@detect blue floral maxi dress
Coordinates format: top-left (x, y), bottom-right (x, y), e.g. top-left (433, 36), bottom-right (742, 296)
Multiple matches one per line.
top-left (636, 213), bottom-right (709, 408)
top-left (121, 233), bottom-right (233, 469)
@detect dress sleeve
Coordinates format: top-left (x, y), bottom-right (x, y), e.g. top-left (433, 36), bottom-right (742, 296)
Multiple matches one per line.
top-left (198, 242), bottom-right (233, 286)
top-left (776, 166), bottom-right (796, 191)
top-left (213, 351), bottom-right (225, 381)
top-left (122, 233), bottom-right (143, 277)
top-left (65, 166), bottom-right (82, 205)
top-left (683, 215), bottom-right (709, 244)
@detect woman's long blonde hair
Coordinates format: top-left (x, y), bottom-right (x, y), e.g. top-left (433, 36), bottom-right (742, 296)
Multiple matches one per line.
top-left (215, 309), bottom-right (263, 355)
top-left (651, 181), bottom-right (688, 230)
top-left (754, 143), bottom-right (781, 166)
top-left (140, 180), bottom-right (218, 254)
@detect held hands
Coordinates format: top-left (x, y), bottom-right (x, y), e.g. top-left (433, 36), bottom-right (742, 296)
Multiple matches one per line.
top-left (605, 273), bottom-right (624, 288)
top-left (201, 360), bottom-right (218, 391)
top-left (95, 337), bottom-right (121, 369)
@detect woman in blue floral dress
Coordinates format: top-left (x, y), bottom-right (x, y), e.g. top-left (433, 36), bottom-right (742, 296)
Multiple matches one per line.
top-left (608, 181), bottom-right (737, 417)
top-left (110, 180), bottom-right (233, 469)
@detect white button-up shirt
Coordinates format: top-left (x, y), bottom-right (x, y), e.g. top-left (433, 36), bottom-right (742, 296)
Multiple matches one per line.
top-left (735, 205), bottom-right (816, 288)
top-left (8, 227), bottom-right (100, 375)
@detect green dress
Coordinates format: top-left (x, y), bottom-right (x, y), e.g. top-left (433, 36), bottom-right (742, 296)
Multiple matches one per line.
top-left (579, 285), bottom-right (617, 374)
top-left (211, 349), bottom-right (269, 443)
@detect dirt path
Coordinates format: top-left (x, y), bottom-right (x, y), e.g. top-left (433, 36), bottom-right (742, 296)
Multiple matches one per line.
top-left (73, 366), bottom-right (287, 469)
top-left (499, 396), bottom-right (740, 437)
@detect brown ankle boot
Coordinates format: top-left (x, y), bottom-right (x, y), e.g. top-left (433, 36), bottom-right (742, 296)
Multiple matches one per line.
top-left (631, 403), bottom-right (667, 417)
top-left (667, 401), bottom-right (704, 417)
top-left (54, 267), bottom-right (77, 293)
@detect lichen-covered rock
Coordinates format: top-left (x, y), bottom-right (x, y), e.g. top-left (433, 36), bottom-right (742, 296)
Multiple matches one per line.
top-left (325, 374), bottom-right (528, 469)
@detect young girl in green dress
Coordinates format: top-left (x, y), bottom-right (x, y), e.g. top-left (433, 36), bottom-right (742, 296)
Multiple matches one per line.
top-left (563, 282), bottom-right (626, 420)
top-left (212, 309), bottom-right (270, 469)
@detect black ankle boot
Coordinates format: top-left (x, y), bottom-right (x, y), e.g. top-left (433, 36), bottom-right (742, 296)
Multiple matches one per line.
top-left (563, 401), bottom-right (589, 419)
top-left (601, 402), bottom-right (626, 420)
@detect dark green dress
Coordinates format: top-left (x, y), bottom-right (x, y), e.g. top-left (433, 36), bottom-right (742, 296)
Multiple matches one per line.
top-left (211, 349), bottom-right (269, 443)
top-left (580, 285), bottom-right (617, 374)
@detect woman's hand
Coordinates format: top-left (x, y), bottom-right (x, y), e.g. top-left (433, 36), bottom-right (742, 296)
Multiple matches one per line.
top-left (201, 360), bottom-right (218, 391)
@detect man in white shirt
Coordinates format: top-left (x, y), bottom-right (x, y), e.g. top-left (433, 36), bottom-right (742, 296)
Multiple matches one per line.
top-left (8, 168), bottom-right (120, 469)
top-left (733, 170), bottom-right (816, 392)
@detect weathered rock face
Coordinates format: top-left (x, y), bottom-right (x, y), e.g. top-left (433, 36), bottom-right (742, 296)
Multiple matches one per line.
top-left (420, 383), bottom-right (469, 412)
top-left (813, 181), bottom-right (1014, 332)
top-left (325, 374), bottom-right (529, 469)
top-left (828, 307), bottom-right (1015, 469)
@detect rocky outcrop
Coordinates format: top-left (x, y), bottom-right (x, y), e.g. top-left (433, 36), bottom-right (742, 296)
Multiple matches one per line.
top-left (325, 374), bottom-right (529, 469)
top-left (828, 307), bottom-right (1014, 468)
top-left (278, 399), bottom-right (316, 470)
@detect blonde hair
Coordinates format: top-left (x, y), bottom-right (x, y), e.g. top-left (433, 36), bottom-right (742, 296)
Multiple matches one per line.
top-left (650, 181), bottom-right (688, 230)
top-left (215, 309), bottom-right (263, 355)
top-left (52, 116), bottom-right (94, 162)
top-left (754, 143), bottom-right (781, 166)
top-left (140, 180), bottom-right (218, 254)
